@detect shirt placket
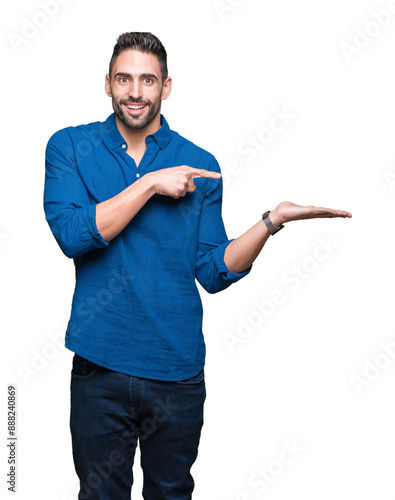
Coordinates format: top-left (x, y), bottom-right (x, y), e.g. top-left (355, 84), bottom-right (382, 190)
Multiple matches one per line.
top-left (119, 136), bottom-right (160, 181)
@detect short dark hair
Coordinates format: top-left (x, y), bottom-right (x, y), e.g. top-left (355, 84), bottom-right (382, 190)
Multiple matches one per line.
top-left (109, 32), bottom-right (168, 81)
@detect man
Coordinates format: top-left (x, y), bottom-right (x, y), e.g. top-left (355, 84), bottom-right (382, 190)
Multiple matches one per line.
top-left (43, 32), bottom-right (351, 500)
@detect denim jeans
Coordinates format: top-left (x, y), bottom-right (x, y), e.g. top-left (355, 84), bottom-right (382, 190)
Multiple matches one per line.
top-left (70, 354), bottom-right (206, 500)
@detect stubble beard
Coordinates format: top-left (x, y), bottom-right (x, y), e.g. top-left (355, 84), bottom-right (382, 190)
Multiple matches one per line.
top-left (112, 94), bottom-right (162, 131)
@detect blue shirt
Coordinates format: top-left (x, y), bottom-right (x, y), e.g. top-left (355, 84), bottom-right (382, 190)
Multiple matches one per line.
top-left (44, 114), bottom-right (251, 381)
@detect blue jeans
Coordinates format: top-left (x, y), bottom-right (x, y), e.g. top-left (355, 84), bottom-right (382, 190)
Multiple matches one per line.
top-left (70, 354), bottom-right (206, 500)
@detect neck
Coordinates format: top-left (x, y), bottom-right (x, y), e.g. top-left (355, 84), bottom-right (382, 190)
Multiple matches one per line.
top-left (115, 113), bottom-right (162, 149)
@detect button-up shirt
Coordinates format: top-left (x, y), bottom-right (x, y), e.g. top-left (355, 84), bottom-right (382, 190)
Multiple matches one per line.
top-left (44, 114), bottom-right (251, 380)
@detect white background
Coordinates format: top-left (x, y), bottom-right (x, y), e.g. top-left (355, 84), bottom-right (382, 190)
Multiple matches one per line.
top-left (1, 0), bottom-right (395, 499)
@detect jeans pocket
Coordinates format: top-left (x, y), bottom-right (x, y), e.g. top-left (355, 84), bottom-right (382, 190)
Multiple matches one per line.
top-left (71, 354), bottom-right (96, 379)
top-left (175, 369), bottom-right (204, 385)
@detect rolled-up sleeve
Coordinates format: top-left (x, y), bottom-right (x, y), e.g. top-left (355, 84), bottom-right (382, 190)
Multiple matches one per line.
top-left (43, 129), bottom-right (110, 259)
top-left (195, 157), bottom-right (251, 294)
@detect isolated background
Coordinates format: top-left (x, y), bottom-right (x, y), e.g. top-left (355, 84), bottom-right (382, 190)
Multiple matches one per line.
top-left (2, 0), bottom-right (395, 499)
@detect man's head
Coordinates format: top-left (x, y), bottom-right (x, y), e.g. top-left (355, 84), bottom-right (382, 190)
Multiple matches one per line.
top-left (105, 32), bottom-right (171, 132)
top-left (109, 32), bottom-right (168, 83)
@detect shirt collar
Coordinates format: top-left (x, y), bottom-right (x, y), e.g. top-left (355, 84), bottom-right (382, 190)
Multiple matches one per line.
top-left (104, 113), bottom-right (171, 151)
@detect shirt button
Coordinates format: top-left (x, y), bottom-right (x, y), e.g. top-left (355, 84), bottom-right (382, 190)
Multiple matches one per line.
top-left (122, 144), bottom-right (126, 149)
top-left (136, 173), bottom-right (140, 178)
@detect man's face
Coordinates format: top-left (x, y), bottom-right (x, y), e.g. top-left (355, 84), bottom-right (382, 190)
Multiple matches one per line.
top-left (105, 49), bottom-right (171, 130)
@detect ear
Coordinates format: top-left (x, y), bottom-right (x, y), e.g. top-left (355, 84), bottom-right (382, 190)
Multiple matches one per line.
top-left (105, 74), bottom-right (112, 97)
top-left (161, 76), bottom-right (172, 101)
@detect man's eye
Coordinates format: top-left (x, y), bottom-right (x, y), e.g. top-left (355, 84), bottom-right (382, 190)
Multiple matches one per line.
top-left (120, 78), bottom-right (128, 83)
top-left (144, 78), bottom-right (153, 84)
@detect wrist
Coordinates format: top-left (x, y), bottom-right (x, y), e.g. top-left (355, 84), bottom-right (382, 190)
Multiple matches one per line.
top-left (139, 171), bottom-right (158, 196)
top-left (268, 206), bottom-right (285, 228)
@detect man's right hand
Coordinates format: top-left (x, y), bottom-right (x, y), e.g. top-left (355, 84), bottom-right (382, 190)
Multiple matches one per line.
top-left (96, 166), bottom-right (221, 242)
top-left (147, 166), bottom-right (221, 199)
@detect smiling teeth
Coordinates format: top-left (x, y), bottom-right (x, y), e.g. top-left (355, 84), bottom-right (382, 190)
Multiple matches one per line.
top-left (126, 105), bottom-right (144, 109)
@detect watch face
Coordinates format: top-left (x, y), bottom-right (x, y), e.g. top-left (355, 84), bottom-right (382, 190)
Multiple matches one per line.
top-left (262, 211), bottom-right (270, 219)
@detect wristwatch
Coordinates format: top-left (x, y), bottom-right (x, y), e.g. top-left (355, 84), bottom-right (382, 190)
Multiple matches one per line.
top-left (262, 211), bottom-right (284, 235)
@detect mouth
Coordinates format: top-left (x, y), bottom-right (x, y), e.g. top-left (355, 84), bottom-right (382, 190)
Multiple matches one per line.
top-left (122, 102), bottom-right (148, 117)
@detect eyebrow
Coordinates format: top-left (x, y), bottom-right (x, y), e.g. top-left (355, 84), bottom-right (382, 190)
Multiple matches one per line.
top-left (113, 72), bottom-right (159, 81)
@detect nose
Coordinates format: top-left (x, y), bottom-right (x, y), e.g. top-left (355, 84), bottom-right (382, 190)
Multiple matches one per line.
top-left (128, 80), bottom-right (142, 100)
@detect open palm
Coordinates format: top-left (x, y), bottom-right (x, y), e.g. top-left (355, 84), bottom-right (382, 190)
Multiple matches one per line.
top-left (273, 201), bottom-right (352, 225)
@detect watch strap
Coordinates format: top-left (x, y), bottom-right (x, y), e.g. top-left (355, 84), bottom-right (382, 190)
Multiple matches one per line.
top-left (262, 211), bottom-right (284, 235)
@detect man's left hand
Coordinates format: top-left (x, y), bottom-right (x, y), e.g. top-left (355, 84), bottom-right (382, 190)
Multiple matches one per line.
top-left (269, 201), bottom-right (352, 228)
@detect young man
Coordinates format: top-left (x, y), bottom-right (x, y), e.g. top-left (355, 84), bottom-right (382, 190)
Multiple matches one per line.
top-left (43, 32), bottom-right (351, 500)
